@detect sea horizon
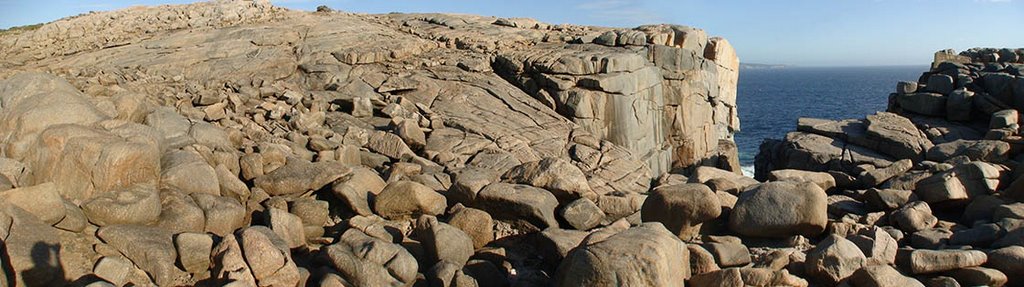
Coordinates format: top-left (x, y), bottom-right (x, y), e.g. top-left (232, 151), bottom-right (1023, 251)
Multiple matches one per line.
top-left (735, 65), bottom-right (929, 176)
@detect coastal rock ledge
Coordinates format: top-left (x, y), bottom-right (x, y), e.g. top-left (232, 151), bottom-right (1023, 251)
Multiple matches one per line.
top-left (755, 47), bottom-right (1024, 286)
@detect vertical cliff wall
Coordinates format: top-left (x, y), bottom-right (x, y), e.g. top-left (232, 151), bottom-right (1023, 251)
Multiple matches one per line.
top-left (493, 25), bottom-right (740, 176)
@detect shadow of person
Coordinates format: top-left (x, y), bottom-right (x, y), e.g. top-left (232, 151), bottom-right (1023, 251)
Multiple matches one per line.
top-left (1, 240), bottom-right (14, 286)
top-left (21, 242), bottom-right (66, 287)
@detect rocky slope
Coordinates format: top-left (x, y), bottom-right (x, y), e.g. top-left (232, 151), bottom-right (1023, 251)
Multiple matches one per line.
top-left (0, 0), bottom-right (758, 286)
top-left (755, 48), bottom-right (1024, 286)
top-left (4, 0), bottom-right (1022, 286)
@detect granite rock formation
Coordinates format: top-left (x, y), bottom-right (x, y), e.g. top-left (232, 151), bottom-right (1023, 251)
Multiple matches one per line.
top-left (8, 0), bottom-right (1017, 286)
top-left (0, 0), bottom-right (747, 286)
top-left (755, 48), bottom-right (1024, 286)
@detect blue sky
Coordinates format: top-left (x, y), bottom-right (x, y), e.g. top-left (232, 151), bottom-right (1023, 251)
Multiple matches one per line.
top-left (1, 0), bottom-right (1022, 66)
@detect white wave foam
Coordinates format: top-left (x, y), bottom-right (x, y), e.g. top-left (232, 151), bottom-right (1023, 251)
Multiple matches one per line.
top-left (740, 165), bottom-right (755, 178)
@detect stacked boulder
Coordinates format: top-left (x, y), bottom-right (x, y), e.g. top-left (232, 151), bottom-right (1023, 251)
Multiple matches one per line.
top-left (754, 48), bottom-right (1024, 286)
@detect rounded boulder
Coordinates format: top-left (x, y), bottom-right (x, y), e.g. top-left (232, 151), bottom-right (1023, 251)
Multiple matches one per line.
top-left (729, 181), bottom-right (827, 238)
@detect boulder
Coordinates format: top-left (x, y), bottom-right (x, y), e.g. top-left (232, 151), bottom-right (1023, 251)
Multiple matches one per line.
top-left (54, 200), bottom-right (87, 232)
top-left (323, 229), bottom-right (418, 286)
top-left (689, 268), bottom-right (808, 287)
top-left (447, 167), bottom-right (499, 205)
top-left (97, 224), bottom-right (181, 286)
top-left (174, 233), bottom-right (213, 274)
top-left (946, 88), bottom-right (975, 121)
top-left (896, 92), bottom-right (946, 116)
top-left (986, 246), bottom-right (1024, 286)
top-left (93, 256), bottom-right (134, 287)
top-left (859, 159), bottom-right (913, 188)
top-left (266, 208), bottom-right (306, 249)
top-left (81, 184), bottom-right (161, 226)
top-left (926, 140), bottom-right (1009, 163)
top-left (864, 188), bottom-right (914, 211)
top-left (949, 223), bottom-right (1001, 247)
top-left (331, 167), bottom-right (386, 216)
top-left (0, 73), bottom-right (106, 161)
top-left (640, 183), bottom-right (721, 240)
top-left (191, 193), bottom-right (246, 237)
top-left (393, 119), bottom-right (427, 149)
top-left (0, 182), bottom-right (65, 224)
top-left (24, 124), bottom-right (161, 202)
top-left (366, 130), bottom-right (415, 160)
top-left (0, 205), bottom-right (65, 286)
top-left (925, 74), bottom-right (955, 95)
top-left (805, 235), bottom-right (866, 285)
top-left (210, 233), bottom-right (256, 286)
top-left (897, 81), bottom-right (918, 94)
top-left (216, 164), bottom-right (250, 202)
top-left (688, 244), bottom-right (720, 275)
top-left (448, 204), bottom-right (494, 249)
top-left (891, 201), bottom-right (938, 233)
top-left (768, 169), bottom-right (836, 192)
top-left (554, 223), bottom-right (689, 286)
top-left (254, 157), bottom-right (351, 196)
top-left (729, 181), bottom-right (828, 238)
top-left (911, 228), bottom-right (953, 249)
top-left (560, 197), bottom-right (605, 231)
top-left (155, 190), bottom-right (206, 234)
top-left (756, 132), bottom-right (894, 179)
top-left (916, 162), bottom-right (1000, 205)
top-left (502, 157), bottom-right (595, 202)
top-left (847, 265), bottom-right (924, 287)
top-left (427, 261), bottom-right (477, 287)
top-left (535, 228), bottom-right (590, 268)
top-left (414, 215), bottom-right (475, 266)
top-left (160, 149), bottom-right (220, 195)
top-left (373, 180), bottom-right (447, 220)
top-left (864, 112), bottom-right (933, 162)
top-left (703, 242), bottom-right (750, 268)
top-left (991, 109), bottom-right (1019, 130)
top-left (475, 183), bottom-right (558, 230)
top-left (239, 226), bottom-right (301, 287)
top-left (949, 266), bottom-right (1007, 287)
top-left (847, 227), bottom-right (898, 265)
top-left (904, 249), bottom-right (987, 274)
top-left (289, 198), bottom-right (329, 228)
top-left (691, 166), bottom-right (758, 189)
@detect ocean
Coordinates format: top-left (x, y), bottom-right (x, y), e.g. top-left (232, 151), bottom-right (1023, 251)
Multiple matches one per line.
top-left (734, 66), bottom-right (928, 176)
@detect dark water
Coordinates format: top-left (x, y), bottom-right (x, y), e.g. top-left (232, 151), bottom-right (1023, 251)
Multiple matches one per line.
top-left (734, 66), bottom-right (928, 174)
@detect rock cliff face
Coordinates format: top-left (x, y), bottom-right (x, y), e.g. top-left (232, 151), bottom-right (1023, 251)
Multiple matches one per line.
top-left (0, 1), bottom-right (746, 286)
top-left (755, 48), bottom-right (1024, 286)
top-left (0, 0), bottom-right (739, 178)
